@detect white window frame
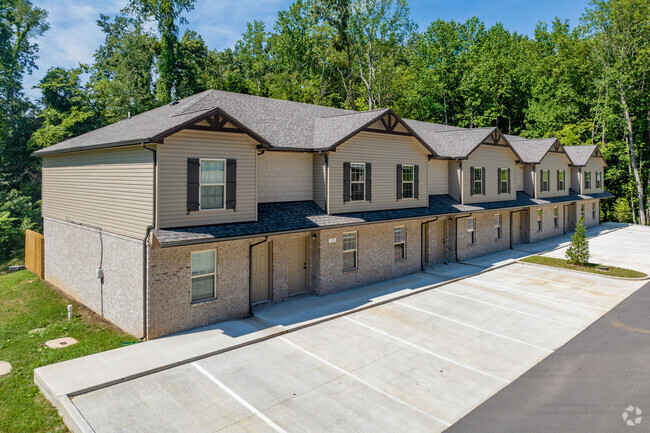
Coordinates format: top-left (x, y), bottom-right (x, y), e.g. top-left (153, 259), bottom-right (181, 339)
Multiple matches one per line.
top-left (592, 202), bottom-right (596, 219)
top-left (541, 170), bottom-right (549, 192)
top-left (554, 207), bottom-right (559, 228)
top-left (402, 165), bottom-right (414, 199)
top-left (495, 214), bottom-right (502, 239)
top-left (468, 217), bottom-right (476, 244)
top-left (537, 209), bottom-right (543, 231)
top-left (350, 163), bottom-right (366, 202)
top-left (500, 169), bottom-right (508, 194)
top-left (190, 249), bottom-right (217, 303)
top-left (394, 226), bottom-right (406, 260)
top-left (584, 171), bottom-right (591, 189)
top-left (199, 158), bottom-right (226, 210)
top-left (580, 203), bottom-right (585, 218)
top-left (343, 232), bottom-right (358, 271)
top-left (595, 171), bottom-right (602, 189)
top-left (473, 168), bottom-right (483, 195)
top-left (558, 170), bottom-right (565, 190)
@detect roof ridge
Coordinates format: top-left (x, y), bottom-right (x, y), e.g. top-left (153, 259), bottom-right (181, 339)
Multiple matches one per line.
top-left (318, 108), bottom-right (389, 119)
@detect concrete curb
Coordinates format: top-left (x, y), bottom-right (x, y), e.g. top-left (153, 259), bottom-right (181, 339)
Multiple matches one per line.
top-left (514, 261), bottom-right (650, 281)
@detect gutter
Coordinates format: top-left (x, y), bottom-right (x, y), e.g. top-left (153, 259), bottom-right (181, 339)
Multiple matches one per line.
top-left (248, 236), bottom-right (269, 316)
top-left (509, 208), bottom-right (526, 249)
top-left (420, 217), bottom-right (439, 271)
top-left (454, 213), bottom-right (473, 262)
top-left (140, 143), bottom-right (157, 341)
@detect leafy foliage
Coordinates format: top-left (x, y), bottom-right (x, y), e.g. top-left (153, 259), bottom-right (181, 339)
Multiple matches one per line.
top-left (566, 216), bottom-right (590, 265)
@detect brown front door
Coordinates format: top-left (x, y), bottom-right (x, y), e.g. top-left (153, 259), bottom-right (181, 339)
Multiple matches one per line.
top-left (512, 212), bottom-right (522, 245)
top-left (251, 241), bottom-right (271, 304)
top-left (434, 220), bottom-right (446, 262)
top-left (288, 237), bottom-right (308, 295)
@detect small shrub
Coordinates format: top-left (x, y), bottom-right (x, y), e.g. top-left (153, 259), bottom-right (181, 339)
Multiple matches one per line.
top-left (566, 216), bottom-right (589, 265)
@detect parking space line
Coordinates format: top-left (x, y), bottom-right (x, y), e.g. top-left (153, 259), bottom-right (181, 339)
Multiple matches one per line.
top-left (191, 362), bottom-right (288, 433)
top-left (496, 269), bottom-right (627, 296)
top-left (278, 337), bottom-right (452, 427)
top-left (434, 289), bottom-right (583, 329)
top-left (394, 301), bottom-right (553, 353)
top-left (343, 317), bottom-right (509, 383)
top-left (465, 278), bottom-right (606, 311)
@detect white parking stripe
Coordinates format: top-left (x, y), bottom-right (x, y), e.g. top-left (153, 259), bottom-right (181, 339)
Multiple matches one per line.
top-left (497, 269), bottom-right (626, 296)
top-left (394, 301), bottom-right (553, 353)
top-left (278, 337), bottom-right (452, 427)
top-left (465, 278), bottom-right (606, 311)
top-left (191, 362), bottom-right (288, 433)
top-left (343, 317), bottom-right (509, 383)
top-left (434, 289), bottom-right (583, 329)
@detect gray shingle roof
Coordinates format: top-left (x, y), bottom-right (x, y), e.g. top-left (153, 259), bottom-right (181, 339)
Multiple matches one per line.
top-left (153, 191), bottom-right (614, 247)
top-left (506, 136), bottom-right (559, 164)
top-left (564, 145), bottom-right (598, 166)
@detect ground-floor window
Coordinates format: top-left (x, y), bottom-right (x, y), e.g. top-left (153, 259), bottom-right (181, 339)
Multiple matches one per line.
top-left (494, 214), bottom-right (502, 239)
top-left (468, 217), bottom-right (476, 244)
top-left (580, 203), bottom-right (585, 219)
top-left (343, 232), bottom-right (358, 270)
top-left (592, 202), bottom-right (596, 219)
top-left (537, 209), bottom-right (543, 231)
top-left (191, 250), bottom-right (216, 302)
top-left (554, 207), bottom-right (559, 228)
top-left (394, 226), bottom-right (406, 260)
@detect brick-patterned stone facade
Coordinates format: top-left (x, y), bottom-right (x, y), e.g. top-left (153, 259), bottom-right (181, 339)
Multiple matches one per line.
top-left (454, 211), bottom-right (511, 261)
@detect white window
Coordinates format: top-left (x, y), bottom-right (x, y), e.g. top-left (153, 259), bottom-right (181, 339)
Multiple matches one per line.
top-left (580, 203), bottom-right (585, 218)
top-left (541, 170), bottom-right (549, 192)
top-left (592, 202), bottom-right (596, 219)
top-left (500, 169), bottom-right (508, 194)
top-left (585, 171), bottom-right (591, 189)
top-left (343, 232), bottom-right (358, 270)
top-left (191, 250), bottom-right (216, 302)
top-left (595, 171), bottom-right (602, 189)
top-left (554, 207), bottom-right (559, 228)
top-left (468, 217), bottom-right (476, 244)
top-left (473, 168), bottom-right (483, 195)
top-left (558, 170), bottom-right (565, 190)
top-left (350, 163), bottom-right (366, 201)
top-left (495, 214), bottom-right (502, 239)
top-left (537, 209), bottom-right (542, 231)
top-left (394, 226), bottom-right (406, 260)
top-left (402, 165), bottom-right (414, 199)
top-left (200, 159), bottom-right (225, 210)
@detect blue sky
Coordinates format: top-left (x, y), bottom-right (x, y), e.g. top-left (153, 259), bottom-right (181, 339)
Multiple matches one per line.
top-left (26, 0), bottom-right (590, 100)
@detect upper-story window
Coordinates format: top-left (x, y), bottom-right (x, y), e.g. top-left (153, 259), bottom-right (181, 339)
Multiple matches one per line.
top-left (201, 159), bottom-right (225, 210)
top-left (499, 168), bottom-right (509, 194)
top-left (557, 170), bottom-right (565, 191)
top-left (350, 163), bottom-right (366, 201)
top-left (585, 171), bottom-right (591, 189)
top-left (473, 167), bottom-right (483, 195)
top-left (402, 165), bottom-right (414, 199)
top-left (595, 171), bottom-right (602, 189)
top-left (541, 170), bottom-right (549, 192)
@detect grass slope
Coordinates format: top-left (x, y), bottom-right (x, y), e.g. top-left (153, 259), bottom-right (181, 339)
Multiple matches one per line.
top-left (0, 270), bottom-right (138, 432)
top-left (520, 256), bottom-right (646, 278)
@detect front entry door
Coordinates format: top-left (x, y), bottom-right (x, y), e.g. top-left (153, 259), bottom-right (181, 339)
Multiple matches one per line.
top-left (251, 242), bottom-right (271, 304)
top-left (512, 212), bottom-right (522, 245)
top-left (288, 237), bottom-right (308, 295)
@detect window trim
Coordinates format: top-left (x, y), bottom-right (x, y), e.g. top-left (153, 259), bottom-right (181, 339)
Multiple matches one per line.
top-left (541, 170), bottom-right (549, 192)
top-left (394, 226), bottom-right (406, 261)
top-left (342, 231), bottom-right (358, 271)
top-left (585, 171), bottom-right (591, 189)
top-left (553, 207), bottom-right (559, 228)
top-left (580, 203), bottom-right (585, 219)
top-left (500, 169), bottom-right (508, 194)
top-left (495, 214), bottom-right (502, 240)
top-left (595, 171), bottom-right (602, 189)
top-left (401, 165), bottom-right (415, 199)
top-left (537, 208), bottom-right (543, 232)
top-left (190, 249), bottom-right (217, 303)
top-left (349, 163), bottom-right (366, 202)
top-left (473, 168), bottom-right (483, 195)
top-left (592, 202), bottom-right (596, 219)
top-left (558, 170), bottom-right (565, 190)
top-left (468, 217), bottom-right (476, 245)
top-left (199, 158), bottom-right (226, 211)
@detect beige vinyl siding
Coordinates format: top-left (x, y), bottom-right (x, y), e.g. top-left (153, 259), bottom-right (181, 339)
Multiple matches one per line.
top-left (41, 145), bottom-right (153, 239)
top-left (313, 153), bottom-right (327, 210)
top-left (428, 158), bottom-right (448, 195)
top-left (448, 161), bottom-right (461, 201)
top-left (571, 167), bottom-right (581, 193)
top-left (582, 158), bottom-right (606, 194)
top-left (516, 164), bottom-right (524, 191)
top-left (328, 131), bottom-right (430, 213)
top-left (462, 145), bottom-right (517, 204)
top-left (257, 151), bottom-right (313, 203)
top-left (158, 130), bottom-right (257, 228)
top-left (523, 165), bottom-right (535, 197)
top-left (536, 152), bottom-right (571, 198)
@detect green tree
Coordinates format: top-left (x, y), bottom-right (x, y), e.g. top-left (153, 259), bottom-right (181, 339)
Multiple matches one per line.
top-left (612, 197), bottom-right (632, 222)
top-left (566, 216), bottom-right (590, 265)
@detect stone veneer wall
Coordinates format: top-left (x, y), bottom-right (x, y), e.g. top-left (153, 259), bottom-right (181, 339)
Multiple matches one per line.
top-left (43, 217), bottom-right (143, 336)
top-left (455, 211), bottom-right (511, 261)
top-left (527, 204), bottom-right (566, 243)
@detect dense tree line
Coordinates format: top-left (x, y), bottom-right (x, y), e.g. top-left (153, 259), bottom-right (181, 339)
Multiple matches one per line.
top-left (0, 0), bottom-right (648, 261)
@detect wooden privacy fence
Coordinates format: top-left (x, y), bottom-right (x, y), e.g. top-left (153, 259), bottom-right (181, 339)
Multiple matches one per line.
top-left (25, 230), bottom-right (44, 279)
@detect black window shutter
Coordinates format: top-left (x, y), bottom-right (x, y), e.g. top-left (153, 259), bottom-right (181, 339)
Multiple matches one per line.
top-left (497, 168), bottom-right (501, 195)
top-left (226, 159), bottom-right (237, 210)
top-left (365, 163), bottom-right (372, 202)
top-left (556, 170), bottom-right (560, 191)
top-left (343, 162), bottom-right (351, 202)
top-left (396, 164), bottom-right (403, 200)
top-left (469, 166), bottom-right (475, 196)
top-left (481, 167), bottom-right (486, 195)
top-left (187, 158), bottom-right (200, 212)
top-left (507, 168), bottom-right (511, 193)
top-left (414, 165), bottom-right (419, 199)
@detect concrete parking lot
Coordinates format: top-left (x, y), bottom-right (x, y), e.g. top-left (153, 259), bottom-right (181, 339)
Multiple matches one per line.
top-left (65, 225), bottom-right (648, 433)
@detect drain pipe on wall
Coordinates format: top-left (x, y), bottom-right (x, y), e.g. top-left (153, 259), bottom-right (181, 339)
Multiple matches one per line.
top-left (141, 143), bottom-right (157, 341)
top-left (420, 217), bottom-right (439, 271)
top-left (454, 214), bottom-right (473, 262)
top-left (248, 236), bottom-right (269, 316)
top-left (509, 208), bottom-right (526, 249)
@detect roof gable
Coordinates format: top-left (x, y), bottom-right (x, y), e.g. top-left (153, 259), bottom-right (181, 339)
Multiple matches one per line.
top-left (564, 145), bottom-right (604, 166)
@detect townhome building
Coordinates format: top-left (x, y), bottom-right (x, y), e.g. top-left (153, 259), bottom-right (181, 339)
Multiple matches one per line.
top-left (34, 90), bottom-right (612, 338)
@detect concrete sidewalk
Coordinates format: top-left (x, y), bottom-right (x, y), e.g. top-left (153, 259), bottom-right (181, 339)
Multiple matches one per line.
top-left (33, 222), bottom-right (626, 424)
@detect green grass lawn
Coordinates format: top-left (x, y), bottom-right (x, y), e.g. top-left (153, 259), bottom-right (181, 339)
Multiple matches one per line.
top-left (0, 257), bottom-right (24, 274)
top-left (0, 270), bottom-right (138, 432)
top-left (520, 255), bottom-right (647, 278)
